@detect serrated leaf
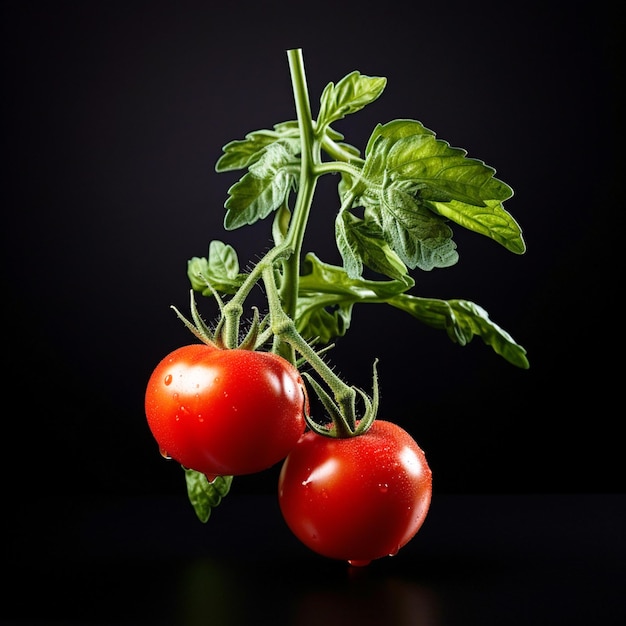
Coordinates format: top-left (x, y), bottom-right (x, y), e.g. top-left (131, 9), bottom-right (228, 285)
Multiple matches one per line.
top-left (187, 240), bottom-right (246, 295)
top-left (216, 123), bottom-right (300, 172)
top-left (428, 198), bottom-right (526, 254)
top-left (336, 210), bottom-right (411, 281)
top-left (317, 71), bottom-right (387, 130)
top-left (371, 182), bottom-right (460, 270)
top-left (364, 119), bottom-right (435, 162)
top-left (223, 140), bottom-right (299, 230)
top-left (384, 127), bottom-right (513, 206)
top-left (184, 469), bottom-right (234, 523)
top-left (388, 294), bottom-right (529, 368)
top-left (358, 119), bottom-right (521, 254)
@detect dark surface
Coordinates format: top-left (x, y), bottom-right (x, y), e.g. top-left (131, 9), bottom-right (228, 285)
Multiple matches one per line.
top-left (4, 494), bottom-right (625, 625)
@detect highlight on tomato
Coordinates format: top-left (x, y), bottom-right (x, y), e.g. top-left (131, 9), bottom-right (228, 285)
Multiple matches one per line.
top-left (278, 420), bottom-right (432, 566)
top-left (145, 344), bottom-right (309, 476)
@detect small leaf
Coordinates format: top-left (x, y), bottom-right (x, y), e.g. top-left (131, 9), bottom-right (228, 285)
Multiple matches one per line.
top-left (224, 170), bottom-right (292, 230)
top-left (216, 123), bottom-right (300, 172)
top-left (317, 71), bottom-right (387, 130)
top-left (224, 140), bottom-right (299, 230)
top-left (184, 469), bottom-right (234, 523)
top-left (187, 240), bottom-right (246, 295)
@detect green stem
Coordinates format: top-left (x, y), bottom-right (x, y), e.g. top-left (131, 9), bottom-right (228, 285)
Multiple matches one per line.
top-left (262, 266), bottom-right (358, 431)
top-left (221, 243), bottom-right (291, 348)
top-left (275, 48), bottom-right (320, 362)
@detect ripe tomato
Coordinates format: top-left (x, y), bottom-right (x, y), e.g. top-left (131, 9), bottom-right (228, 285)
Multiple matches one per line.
top-left (278, 420), bottom-right (432, 566)
top-left (145, 345), bottom-right (308, 476)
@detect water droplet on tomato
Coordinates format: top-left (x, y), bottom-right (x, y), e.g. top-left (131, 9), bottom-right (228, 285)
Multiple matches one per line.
top-left (198, 415), bottom-right (204, 422)
top-left (164, 374), bottom-right (172, 386)
top-left (388, 547), bottom-right (399, 557)
top-left (378, 483), bottom-right (389, 493)
top-left (348, 559), bottom-right (371, 567)
top-left (160, 449), bottom-right (171, 459)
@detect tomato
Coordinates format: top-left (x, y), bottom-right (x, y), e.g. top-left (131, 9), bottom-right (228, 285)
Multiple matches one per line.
top-left (278, 420), bottom-right (432, 566)
top-left (145, 345), bottom-right (308, 476)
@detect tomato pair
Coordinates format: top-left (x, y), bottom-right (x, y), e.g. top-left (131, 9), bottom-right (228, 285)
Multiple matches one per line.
top-left (146, 344), bottom-right (432, 566)
top-left (145, 344), bottom-right (308, 476)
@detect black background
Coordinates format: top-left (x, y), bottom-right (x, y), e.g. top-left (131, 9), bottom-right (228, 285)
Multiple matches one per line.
top-left (2, 3), bottom-right (625, 625)
top-left (2, 0), bottom-right (623, 504)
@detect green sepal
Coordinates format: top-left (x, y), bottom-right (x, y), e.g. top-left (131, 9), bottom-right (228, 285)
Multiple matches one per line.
top-left (184, 469), bottom-right (234, 524)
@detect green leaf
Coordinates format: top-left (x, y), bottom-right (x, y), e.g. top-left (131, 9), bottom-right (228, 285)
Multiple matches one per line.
top-left (296, 253), bottom-right (413, 343)
top-left (382, 121), bottom-right (513, 206)
top-left (427, 198), bottom-right (526, 254)
top-left (294, 254), bottom-right (528, 366)
top-left (335, 210), bottom-right (411, 282)
top-left (388, 294), bottom-right (530, 368)
top-left (184, 469), bottom-right (234, 523)
top-left (357, 119), bottom-right (523, 254)
top-left (216, 122), bottom-right (300, 172)
top-left (372, 181), bottom-right (460, 270)
top-left (296, 295), bottom-right (355, 344)
top-left (317, 71), bottom-right (386, 131)
top-left (187, 240), bottom-right (246, 296)
top-left (223, 140), bottom-right (299, 230)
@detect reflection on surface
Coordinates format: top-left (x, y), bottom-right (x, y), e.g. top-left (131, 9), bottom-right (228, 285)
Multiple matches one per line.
top-left (176, 556), bottom-right (441, 626)
top-left (294, 568), bottom-right (441, 626)
top-left (178, 558), bottom-right (242, 626)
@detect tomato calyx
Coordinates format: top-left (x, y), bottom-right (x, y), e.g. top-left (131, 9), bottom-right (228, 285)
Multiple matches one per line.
top-left (171, 287), bottom-right (273, 351)
top-left (301, 358), bottom-right (380, 439)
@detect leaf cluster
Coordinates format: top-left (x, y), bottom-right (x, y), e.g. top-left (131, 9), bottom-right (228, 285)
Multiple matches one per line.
top-left (188, 68), bottom-right (528, 368)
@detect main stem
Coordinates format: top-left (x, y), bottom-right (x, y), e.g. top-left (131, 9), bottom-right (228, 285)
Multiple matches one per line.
top-left (275, 48), bottom-right (319, 362)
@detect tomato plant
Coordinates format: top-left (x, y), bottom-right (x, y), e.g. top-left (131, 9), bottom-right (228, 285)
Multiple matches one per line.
top-left (278, 421), bottom-right (432, 566)
top-left (145, 344), bottom-right (308, 477)
top-left (145, 48), bottom-right (529, 554)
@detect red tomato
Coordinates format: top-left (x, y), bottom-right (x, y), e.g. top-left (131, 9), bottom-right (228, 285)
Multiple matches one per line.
top-left (145, 345), bottom-right (308, 476)
top-left (278, 420), bottom-right (432, 566)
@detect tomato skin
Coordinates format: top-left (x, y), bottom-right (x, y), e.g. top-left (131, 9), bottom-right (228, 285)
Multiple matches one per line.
top-left (145, 345), bottom-right (308, 476)
top-left (278, 420), bottom-right (432, 565)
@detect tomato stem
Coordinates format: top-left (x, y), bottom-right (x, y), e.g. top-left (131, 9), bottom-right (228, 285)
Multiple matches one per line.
top-left (262, 264), bottom-right (378, 437)
top-left (220, 243), bottom-right (292, 348)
